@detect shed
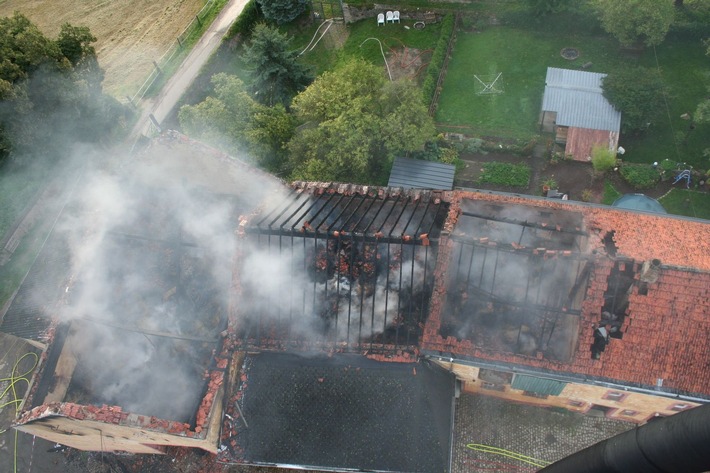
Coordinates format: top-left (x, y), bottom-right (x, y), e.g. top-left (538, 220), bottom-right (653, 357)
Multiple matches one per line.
top-left (540, 67), bottom-right (621, 162)
top-left (388, 156), bottom-right (455, 190)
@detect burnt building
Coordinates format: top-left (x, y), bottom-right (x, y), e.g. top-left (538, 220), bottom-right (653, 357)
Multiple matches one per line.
top-left (2, 132), bottom-right (710, 472)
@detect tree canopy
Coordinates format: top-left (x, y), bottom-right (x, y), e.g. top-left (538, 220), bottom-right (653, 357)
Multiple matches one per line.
top-left (243, 23), bottom-right (313, 107)
top-left (178, 73), bottom-right (293, 171)
top-left (0, 13), bottom-right (125, 164)
top-left (256, 0), bottom-right (309, 25)
top-left (286, 59), bottom-right (435, 184)
top-left (602, 66), bottom-right (667, 133)
top-left (592, 0), bottom-right (675, 48)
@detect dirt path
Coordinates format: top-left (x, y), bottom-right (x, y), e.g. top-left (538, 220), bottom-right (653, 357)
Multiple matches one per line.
top-left (131, 0), bottom-right (249, 139)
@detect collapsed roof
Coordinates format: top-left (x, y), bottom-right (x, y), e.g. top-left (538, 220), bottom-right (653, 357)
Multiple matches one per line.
top-left (422, 190), bottom-right (710, 398)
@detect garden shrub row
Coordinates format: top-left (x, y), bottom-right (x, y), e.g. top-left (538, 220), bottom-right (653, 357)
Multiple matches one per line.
top-left (422, 13), bottom-right (455, 106)
top-left (478, 162), bottom-right (530, 188)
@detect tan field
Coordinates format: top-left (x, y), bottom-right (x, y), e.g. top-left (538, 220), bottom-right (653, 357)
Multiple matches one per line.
top-left (0, 0), bottom-right (207, 96)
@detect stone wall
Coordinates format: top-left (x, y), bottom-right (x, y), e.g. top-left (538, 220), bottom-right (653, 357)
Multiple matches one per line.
top-left (342, 3), bottom-right (442, 24)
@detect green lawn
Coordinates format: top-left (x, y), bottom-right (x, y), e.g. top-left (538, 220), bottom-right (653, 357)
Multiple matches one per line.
top-left (658, 188), bottom-right (710, 220)
top-left (435, 24), bottom-right (620, 140)
top-left (602, 180), bottom-right (622, 205)
top-left (621, 35), bottom-right (710, 171)
top-left (435, 13), bottom-right (710, 169)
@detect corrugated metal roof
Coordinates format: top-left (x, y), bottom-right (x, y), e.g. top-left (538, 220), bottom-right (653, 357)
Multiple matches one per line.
top-left (388, 157), bottom-right (455, 190)
top-left (511, 374), bottom-right (567, 396)
top-left (542, 67), bottom-right (621, 132)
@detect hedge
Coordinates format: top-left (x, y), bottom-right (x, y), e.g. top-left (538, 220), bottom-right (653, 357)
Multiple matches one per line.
top-left (422, 13), bottom-right (454, 105)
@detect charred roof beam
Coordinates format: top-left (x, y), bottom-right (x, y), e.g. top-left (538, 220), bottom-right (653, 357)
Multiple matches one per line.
top-left (467, 285), bottom-right (581, 316)
top-left (450, 234), bottom-right (589, 260)
top-left (460, 211), bottom-right (588, 237)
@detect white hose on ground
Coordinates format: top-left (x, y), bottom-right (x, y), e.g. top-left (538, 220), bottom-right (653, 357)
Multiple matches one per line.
top-left (298, 19), bottom-right (333, 56)
top-left (359, 37), bottom-right (392, 81)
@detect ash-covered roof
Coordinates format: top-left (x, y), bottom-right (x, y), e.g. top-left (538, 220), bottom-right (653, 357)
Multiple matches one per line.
top-left (542, 67), bottom-right (621, 132)
top-left (10, 132), bottom-right (286, 439)
top-left (220, 352), bottom-right (454, 472)
top-left (423, 190), bottom-right (710, 397)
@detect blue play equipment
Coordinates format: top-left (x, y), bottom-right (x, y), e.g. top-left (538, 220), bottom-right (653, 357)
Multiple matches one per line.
top-left (673, 170), bottom-right (691, 189)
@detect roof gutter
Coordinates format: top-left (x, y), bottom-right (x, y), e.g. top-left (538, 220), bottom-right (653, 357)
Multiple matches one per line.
top-left (423, 353), bottom-right (710, 404)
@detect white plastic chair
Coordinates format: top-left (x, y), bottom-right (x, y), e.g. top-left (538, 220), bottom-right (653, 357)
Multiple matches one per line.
top-left (377, 13), bottom-right (385, 26)
top-left (386, 11), bottom-right (394, 23)
top-left (393, 11), bottom-right (400, 23)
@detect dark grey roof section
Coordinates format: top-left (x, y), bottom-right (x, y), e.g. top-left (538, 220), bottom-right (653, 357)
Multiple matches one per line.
top-left (224, 352), bottom-right (455, 472)
top-left (388, 157), bottom-right (455, 190)
top-left (0, 231), bottom-right (70, 341)
top-left (542, 67), bottom-right (621, 132)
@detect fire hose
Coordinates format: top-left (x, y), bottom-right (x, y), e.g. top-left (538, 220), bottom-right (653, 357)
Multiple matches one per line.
top-left (0, 351), bottom-right (39, 473)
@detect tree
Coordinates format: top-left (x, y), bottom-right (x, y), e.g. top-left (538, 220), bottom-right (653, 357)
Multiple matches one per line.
top-left (592, 0), bottom-right (674, 47)
top-left (243, 24), bottom-right (313, 107)
top-left (178, 73), bottom-right (294, 170)
top-left (179, 73), bottom-right (257, 151)
top-left (602, 66), bottom-right (667, 132)
top-left (257, 0), bottom-right (309, 25)
top-left (0, 13), bottom-right (64, 97)
top-left (0, 13), bottom-right (125, 164)
top-left (57, 23), bottom-right (96, 67)
top-left (286, 59), bottom-right (435, 184)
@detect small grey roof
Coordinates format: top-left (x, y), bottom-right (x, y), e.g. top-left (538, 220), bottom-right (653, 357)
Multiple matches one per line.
top-left (388, 157), bottom-right (455, 190)
top-left (542, 67), bottom-right (621, 132)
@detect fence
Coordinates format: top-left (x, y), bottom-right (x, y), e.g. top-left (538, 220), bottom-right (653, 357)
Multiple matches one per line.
top-left (127, 0), bottom-right (217, 106)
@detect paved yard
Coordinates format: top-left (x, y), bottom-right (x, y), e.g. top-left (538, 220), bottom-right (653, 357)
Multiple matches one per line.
top-left (451, 394), bottom-right (632, 473)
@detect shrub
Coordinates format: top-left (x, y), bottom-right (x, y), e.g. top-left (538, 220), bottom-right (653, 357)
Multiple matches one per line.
top-left (422, 14), bottom-right (454, 105)
top-left (619, 164), bottom-right (660, 189)
top-left (591, 145), bottom-right (616, 173)
top-left (478, 162), bottom-right (531, 187)
top-left (581, 189), bottom-right (594, 202)
top-left (226, 0), bottom-right (263, 40)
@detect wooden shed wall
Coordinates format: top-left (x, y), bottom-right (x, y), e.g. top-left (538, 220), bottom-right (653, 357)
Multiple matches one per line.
top-left (565, 128), bottom-right (619, 162)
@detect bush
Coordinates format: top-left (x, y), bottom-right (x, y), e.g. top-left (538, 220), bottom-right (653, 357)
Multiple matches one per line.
top-left (619, 164), bottom-right (660, 190)
top-left (591, 145), bottom-right (616, 173)
top-left (422, 14), bottom-right (454, 105)
top-left (478, 162), bottom-right (531, 187)
top-left (226, 0), bottom-right (263, 40)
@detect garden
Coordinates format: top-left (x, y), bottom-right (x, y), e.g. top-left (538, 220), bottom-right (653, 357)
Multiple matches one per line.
top-left (173, 1), bottom-right (709, 219)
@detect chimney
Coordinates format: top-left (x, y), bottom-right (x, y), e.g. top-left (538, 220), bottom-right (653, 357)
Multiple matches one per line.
top-left (639, 259), bottom-right (661, 284)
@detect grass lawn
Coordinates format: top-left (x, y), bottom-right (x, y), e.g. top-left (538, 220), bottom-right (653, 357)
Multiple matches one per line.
top-left (658, 188), bottom-right (710, 220)
top-left (619, 35), bottom-right (710, 171)
top-left (436, 24), bottom-right (619, 140)
top-left (602, 180), bottom-right (622, 205)
top-left (435, 11), bottom-right (710, 169)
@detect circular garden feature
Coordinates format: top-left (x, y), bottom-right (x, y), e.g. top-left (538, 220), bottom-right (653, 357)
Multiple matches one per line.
top-left (560, 47), bottom-right (580, 60)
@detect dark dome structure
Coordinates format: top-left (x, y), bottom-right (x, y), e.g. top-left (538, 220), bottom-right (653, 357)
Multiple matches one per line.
top-left (612, 194), bottom-right (666, 214)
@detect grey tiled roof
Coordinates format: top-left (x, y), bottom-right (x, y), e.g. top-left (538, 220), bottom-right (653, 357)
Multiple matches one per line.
top-left (388, 156), bottom-right (455, 190)
top-left (542, 67), bottom-right (621, 132)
